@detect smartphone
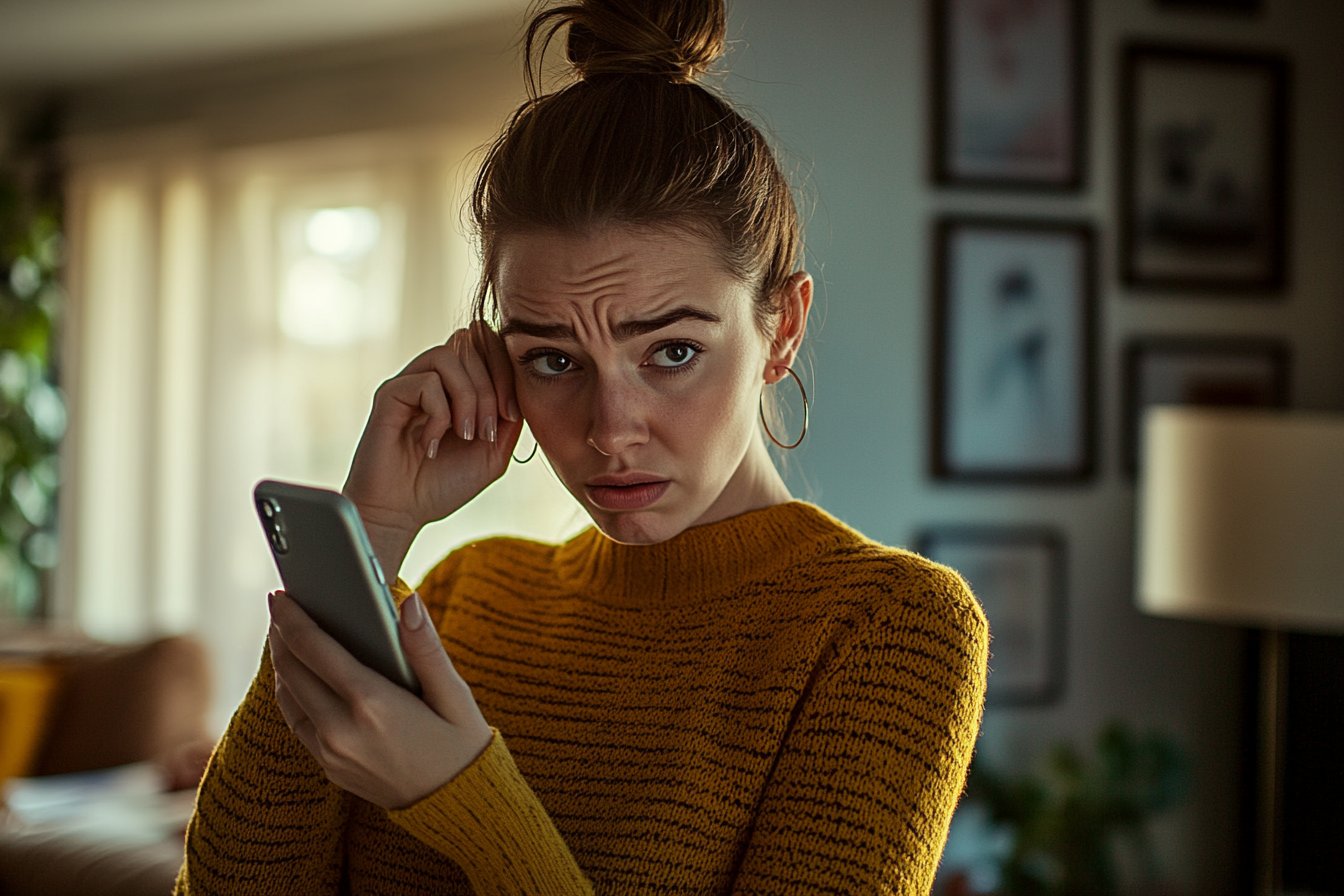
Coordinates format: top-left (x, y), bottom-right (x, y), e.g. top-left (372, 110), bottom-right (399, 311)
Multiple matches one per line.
top-left (253, 479), bottom-right (421, 695)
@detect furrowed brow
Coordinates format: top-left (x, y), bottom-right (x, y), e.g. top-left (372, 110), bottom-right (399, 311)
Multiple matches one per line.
top-left (612, 307), bottom-right (722, 341)
top-left (498, 319), bottom-right (577, 340)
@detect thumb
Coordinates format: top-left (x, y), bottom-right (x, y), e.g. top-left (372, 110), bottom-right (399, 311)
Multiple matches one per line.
top-left (398, 592), bottom-right (472, 721)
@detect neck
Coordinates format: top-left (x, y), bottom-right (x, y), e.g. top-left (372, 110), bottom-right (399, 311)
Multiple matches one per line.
top-left (692, 432), bottom-right (792, 530)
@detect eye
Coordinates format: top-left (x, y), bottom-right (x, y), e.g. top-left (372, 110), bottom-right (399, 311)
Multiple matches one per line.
top-left (528, 353), bottom-right (574, 376)
top-left (649, 343), bottom-right (700, 368)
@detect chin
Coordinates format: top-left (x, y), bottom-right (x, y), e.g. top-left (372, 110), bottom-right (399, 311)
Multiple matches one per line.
top-left (588, 508), bottom-right (689, 545)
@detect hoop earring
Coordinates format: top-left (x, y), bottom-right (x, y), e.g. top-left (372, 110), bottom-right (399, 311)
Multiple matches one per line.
top-left (759, 365), bottom-right (809, 450)
top-left (512, 437), bottom-right (538, 464)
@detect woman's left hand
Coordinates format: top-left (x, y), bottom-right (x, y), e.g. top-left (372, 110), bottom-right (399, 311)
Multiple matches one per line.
top-left (268, 590), bottom-right (494, 810)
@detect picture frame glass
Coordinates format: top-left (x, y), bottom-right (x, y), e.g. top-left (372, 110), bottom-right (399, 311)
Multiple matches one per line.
top-left (944, 0), bottom-right (1078, 184)
top-left (1124, 339), bottom-right (1289, 473)
top-left (1136, 352), bottom-right (1282, 408)
top-left (1127, 52), bottom-right (1283, 286)
top-left (943, 226), bottom-right (1088, 475)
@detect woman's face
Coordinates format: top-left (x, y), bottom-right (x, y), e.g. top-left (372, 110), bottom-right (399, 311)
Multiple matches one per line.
top-left (497, 226), bottom-right (806, 544)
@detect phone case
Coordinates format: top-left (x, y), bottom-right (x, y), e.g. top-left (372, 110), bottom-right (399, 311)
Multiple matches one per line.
top-left (253, 479), bottom-right (421, 694)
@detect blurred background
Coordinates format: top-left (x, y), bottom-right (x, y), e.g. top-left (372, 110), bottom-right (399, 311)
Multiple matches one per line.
top-left (0, 1), bottom-right (1340, 894)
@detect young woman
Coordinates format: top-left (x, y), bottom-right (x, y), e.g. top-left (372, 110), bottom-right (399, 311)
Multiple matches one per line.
top-left (177, 2), bottom-right (987, 893)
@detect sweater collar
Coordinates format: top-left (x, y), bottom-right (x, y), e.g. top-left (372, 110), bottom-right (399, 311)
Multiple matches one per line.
top-left (552, 501), bottom-right (852, 607)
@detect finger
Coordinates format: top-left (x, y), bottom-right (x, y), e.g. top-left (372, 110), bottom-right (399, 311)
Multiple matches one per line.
top-left (276, 679), bottom-right (332, 775)
top-left (450, 329), bottom-right (497, 444)
top-left (398, 592), bottom-right (481, 725)
top-left (270, 621), bottom-right (349, 731)
top-left (496, 414), bottom-right (526, 463)
top-left (408, 340), bottom-right (486, 445)
top-left (475, 321), bottom-right (520, 424)
top-left (274, 675), bottom-right (318, 750)
top-left (373, 371), bottom-right (453, 459)
top-left (269, 592), bottom-right (374, 706)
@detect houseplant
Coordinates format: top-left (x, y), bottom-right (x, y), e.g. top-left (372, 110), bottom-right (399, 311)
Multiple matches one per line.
top-left (0, 170), bottom-right (65, 618)
top-left (948, 721), bottom-right (1191, 896)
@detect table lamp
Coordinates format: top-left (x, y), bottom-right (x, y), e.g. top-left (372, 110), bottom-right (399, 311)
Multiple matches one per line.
top-left (1136, 406), bottom-right (1344, 896)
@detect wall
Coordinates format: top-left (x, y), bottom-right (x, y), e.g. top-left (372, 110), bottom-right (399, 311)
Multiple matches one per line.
top-left (722, 1), bottom-right (1344, 892)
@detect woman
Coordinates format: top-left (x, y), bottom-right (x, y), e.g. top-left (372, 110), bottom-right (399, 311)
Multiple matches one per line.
top-left (177, 1), bottom-right (987, 893)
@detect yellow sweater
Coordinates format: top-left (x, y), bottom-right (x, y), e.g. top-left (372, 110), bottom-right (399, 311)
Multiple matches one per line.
top-left (177, 501), bottom-right (987, 895)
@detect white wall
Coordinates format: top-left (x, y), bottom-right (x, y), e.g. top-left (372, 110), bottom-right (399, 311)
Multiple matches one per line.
top-left (723, 1), bottom-right (1344, 892)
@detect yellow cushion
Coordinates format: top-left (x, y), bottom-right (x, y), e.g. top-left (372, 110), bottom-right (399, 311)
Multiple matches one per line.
top-left (0, 662), bottom-right (61, 785)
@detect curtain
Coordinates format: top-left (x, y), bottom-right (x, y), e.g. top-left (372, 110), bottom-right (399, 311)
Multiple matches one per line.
top-left (59, 128), bottom-right (585, 730)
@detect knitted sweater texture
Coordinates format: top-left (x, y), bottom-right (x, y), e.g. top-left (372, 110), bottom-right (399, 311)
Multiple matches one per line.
top-left (176, 501), bottom-right (987, 895)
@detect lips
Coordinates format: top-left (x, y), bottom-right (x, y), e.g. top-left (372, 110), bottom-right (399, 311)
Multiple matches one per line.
top-left (584, 474), bottom-right (670, 511)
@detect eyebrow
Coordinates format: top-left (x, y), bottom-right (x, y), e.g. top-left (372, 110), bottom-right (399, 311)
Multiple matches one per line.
top-left (499, 306), bottom-right (722, 342)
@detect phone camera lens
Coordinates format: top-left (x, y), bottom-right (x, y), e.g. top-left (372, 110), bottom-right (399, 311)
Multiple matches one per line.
top-left (259, 498), bottom-right (289, 553)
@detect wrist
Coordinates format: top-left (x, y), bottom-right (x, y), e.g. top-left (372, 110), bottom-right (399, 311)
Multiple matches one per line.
top-left (346, 499), bottom-right (419, 580)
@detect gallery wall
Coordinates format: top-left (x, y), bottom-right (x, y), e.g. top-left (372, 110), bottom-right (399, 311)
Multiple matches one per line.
top-left (721, 0), bottom-right (1344, 891)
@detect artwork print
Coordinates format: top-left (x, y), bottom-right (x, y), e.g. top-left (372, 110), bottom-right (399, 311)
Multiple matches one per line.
top-left (932, 219), bottom-right (1095, 481)
top-left (933, 0), bottom-right (1084, 187)
top-left (1123, 337), bottom-right (1290, 475)
top-left (918, 528), bottom-right (1065, 705)
top-left (1121, 45), bottom-right (1288, 289)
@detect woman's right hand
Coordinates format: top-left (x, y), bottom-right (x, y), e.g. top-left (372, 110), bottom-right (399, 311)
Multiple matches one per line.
top-left (342, 322), bottom-right (523, 578)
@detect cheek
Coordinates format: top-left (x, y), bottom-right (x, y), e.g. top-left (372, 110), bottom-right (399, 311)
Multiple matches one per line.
top-left (659, 357), bottom-right (760, 453)
top-left (516, 382), bottom-right (582, 445)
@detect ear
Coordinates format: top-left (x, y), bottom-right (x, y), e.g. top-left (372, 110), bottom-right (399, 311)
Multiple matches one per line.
top-left (764, 271), bottom-right (813, 384)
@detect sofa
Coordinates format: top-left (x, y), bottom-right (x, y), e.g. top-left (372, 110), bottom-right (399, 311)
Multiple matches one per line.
top-left (0, 630), bottom-right (213, 896)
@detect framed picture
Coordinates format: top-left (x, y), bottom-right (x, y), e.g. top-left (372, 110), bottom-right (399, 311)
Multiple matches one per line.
top-left (931, 217), bottom-right (1096, 482)
top-left (1119, 43), bottom-right (1289, 291)
top-left (1156, 0), bottom-right (1261, 12)
top-left (930, 0), bottom-right (1087, 190)
top-left (916, 527), bottom-right (1066, 706)
top-left (1122, 336), bottom-right (1291, 475)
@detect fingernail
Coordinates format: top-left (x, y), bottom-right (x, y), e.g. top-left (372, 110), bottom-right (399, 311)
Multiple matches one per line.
top-left (427, 438), bottom-right (439, 459)
top-left (483, 416), bottom-right (497, 442)
top-left (402, 593), bottom-right (426, 630)
top-left (462, 418), bottom-right (475, 441)
top-left (507, 400), bottom-right (521, 422)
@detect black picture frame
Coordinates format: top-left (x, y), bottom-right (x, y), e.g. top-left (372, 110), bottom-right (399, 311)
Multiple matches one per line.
top-left (916, 526), bottom-right (1067, 706)
top-left (1156, 0), bottom-right (1262, 13)
top-left (931, 217), bottom-right (1097, 483)
top-left (1122, 336), bottom-right (1291, 476)
top-left (1119, 43), bottom-right (1290, 292)
top-left (930, 0), bottom-right (1088, 191)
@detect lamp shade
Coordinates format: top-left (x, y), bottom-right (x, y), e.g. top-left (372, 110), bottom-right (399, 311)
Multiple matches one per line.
top-left (1137, 407), bottom-right (1344, 633)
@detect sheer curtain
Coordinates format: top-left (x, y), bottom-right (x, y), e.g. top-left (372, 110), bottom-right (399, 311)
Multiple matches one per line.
top-left (59, 128), bottom-right (585, 730)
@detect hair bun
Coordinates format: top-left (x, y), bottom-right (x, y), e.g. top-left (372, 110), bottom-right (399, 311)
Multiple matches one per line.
top-left (532, 0), bottom-right (727, 85)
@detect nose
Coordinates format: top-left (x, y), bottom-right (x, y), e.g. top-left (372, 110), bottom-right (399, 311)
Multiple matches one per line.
top-left (585, 372), bottom-right (649, 457)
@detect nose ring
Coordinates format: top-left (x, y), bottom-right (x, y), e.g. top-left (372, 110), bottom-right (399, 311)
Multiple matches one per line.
top-left (587, 437), bottom-right (612, 457)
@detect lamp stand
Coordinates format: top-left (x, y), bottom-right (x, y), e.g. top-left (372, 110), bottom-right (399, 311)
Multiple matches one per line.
top-left (1254, 628), bottom-right (1287, 896)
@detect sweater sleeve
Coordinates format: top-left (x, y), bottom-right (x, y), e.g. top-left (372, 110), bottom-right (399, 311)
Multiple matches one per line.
top-left (730, 564), bottom-right (989, 896)
top-left (386, 729), bottom-right (593, 895)
top-left (384, 562), bottom-right (593, 895)
top-left (175, 642), bottom-right (351, 895)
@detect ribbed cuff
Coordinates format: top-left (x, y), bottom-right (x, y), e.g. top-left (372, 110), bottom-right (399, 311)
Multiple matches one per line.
top-left (387, 729), bottom-right (592, 896)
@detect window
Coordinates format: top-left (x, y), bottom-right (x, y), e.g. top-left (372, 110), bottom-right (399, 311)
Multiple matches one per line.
top-left (64, 131), bottom-right (583, 729)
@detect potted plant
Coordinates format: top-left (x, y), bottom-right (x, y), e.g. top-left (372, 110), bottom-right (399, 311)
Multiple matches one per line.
top-left (941, 721), bottom-right (1191, 896)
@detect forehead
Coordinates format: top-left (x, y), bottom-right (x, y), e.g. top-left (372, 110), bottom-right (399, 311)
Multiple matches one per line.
top-left (495, 226), bottom-right (751, 322)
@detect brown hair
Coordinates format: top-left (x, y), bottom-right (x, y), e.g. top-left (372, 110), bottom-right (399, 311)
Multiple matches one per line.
top-left (469, 0), bottom-right (801, 334)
